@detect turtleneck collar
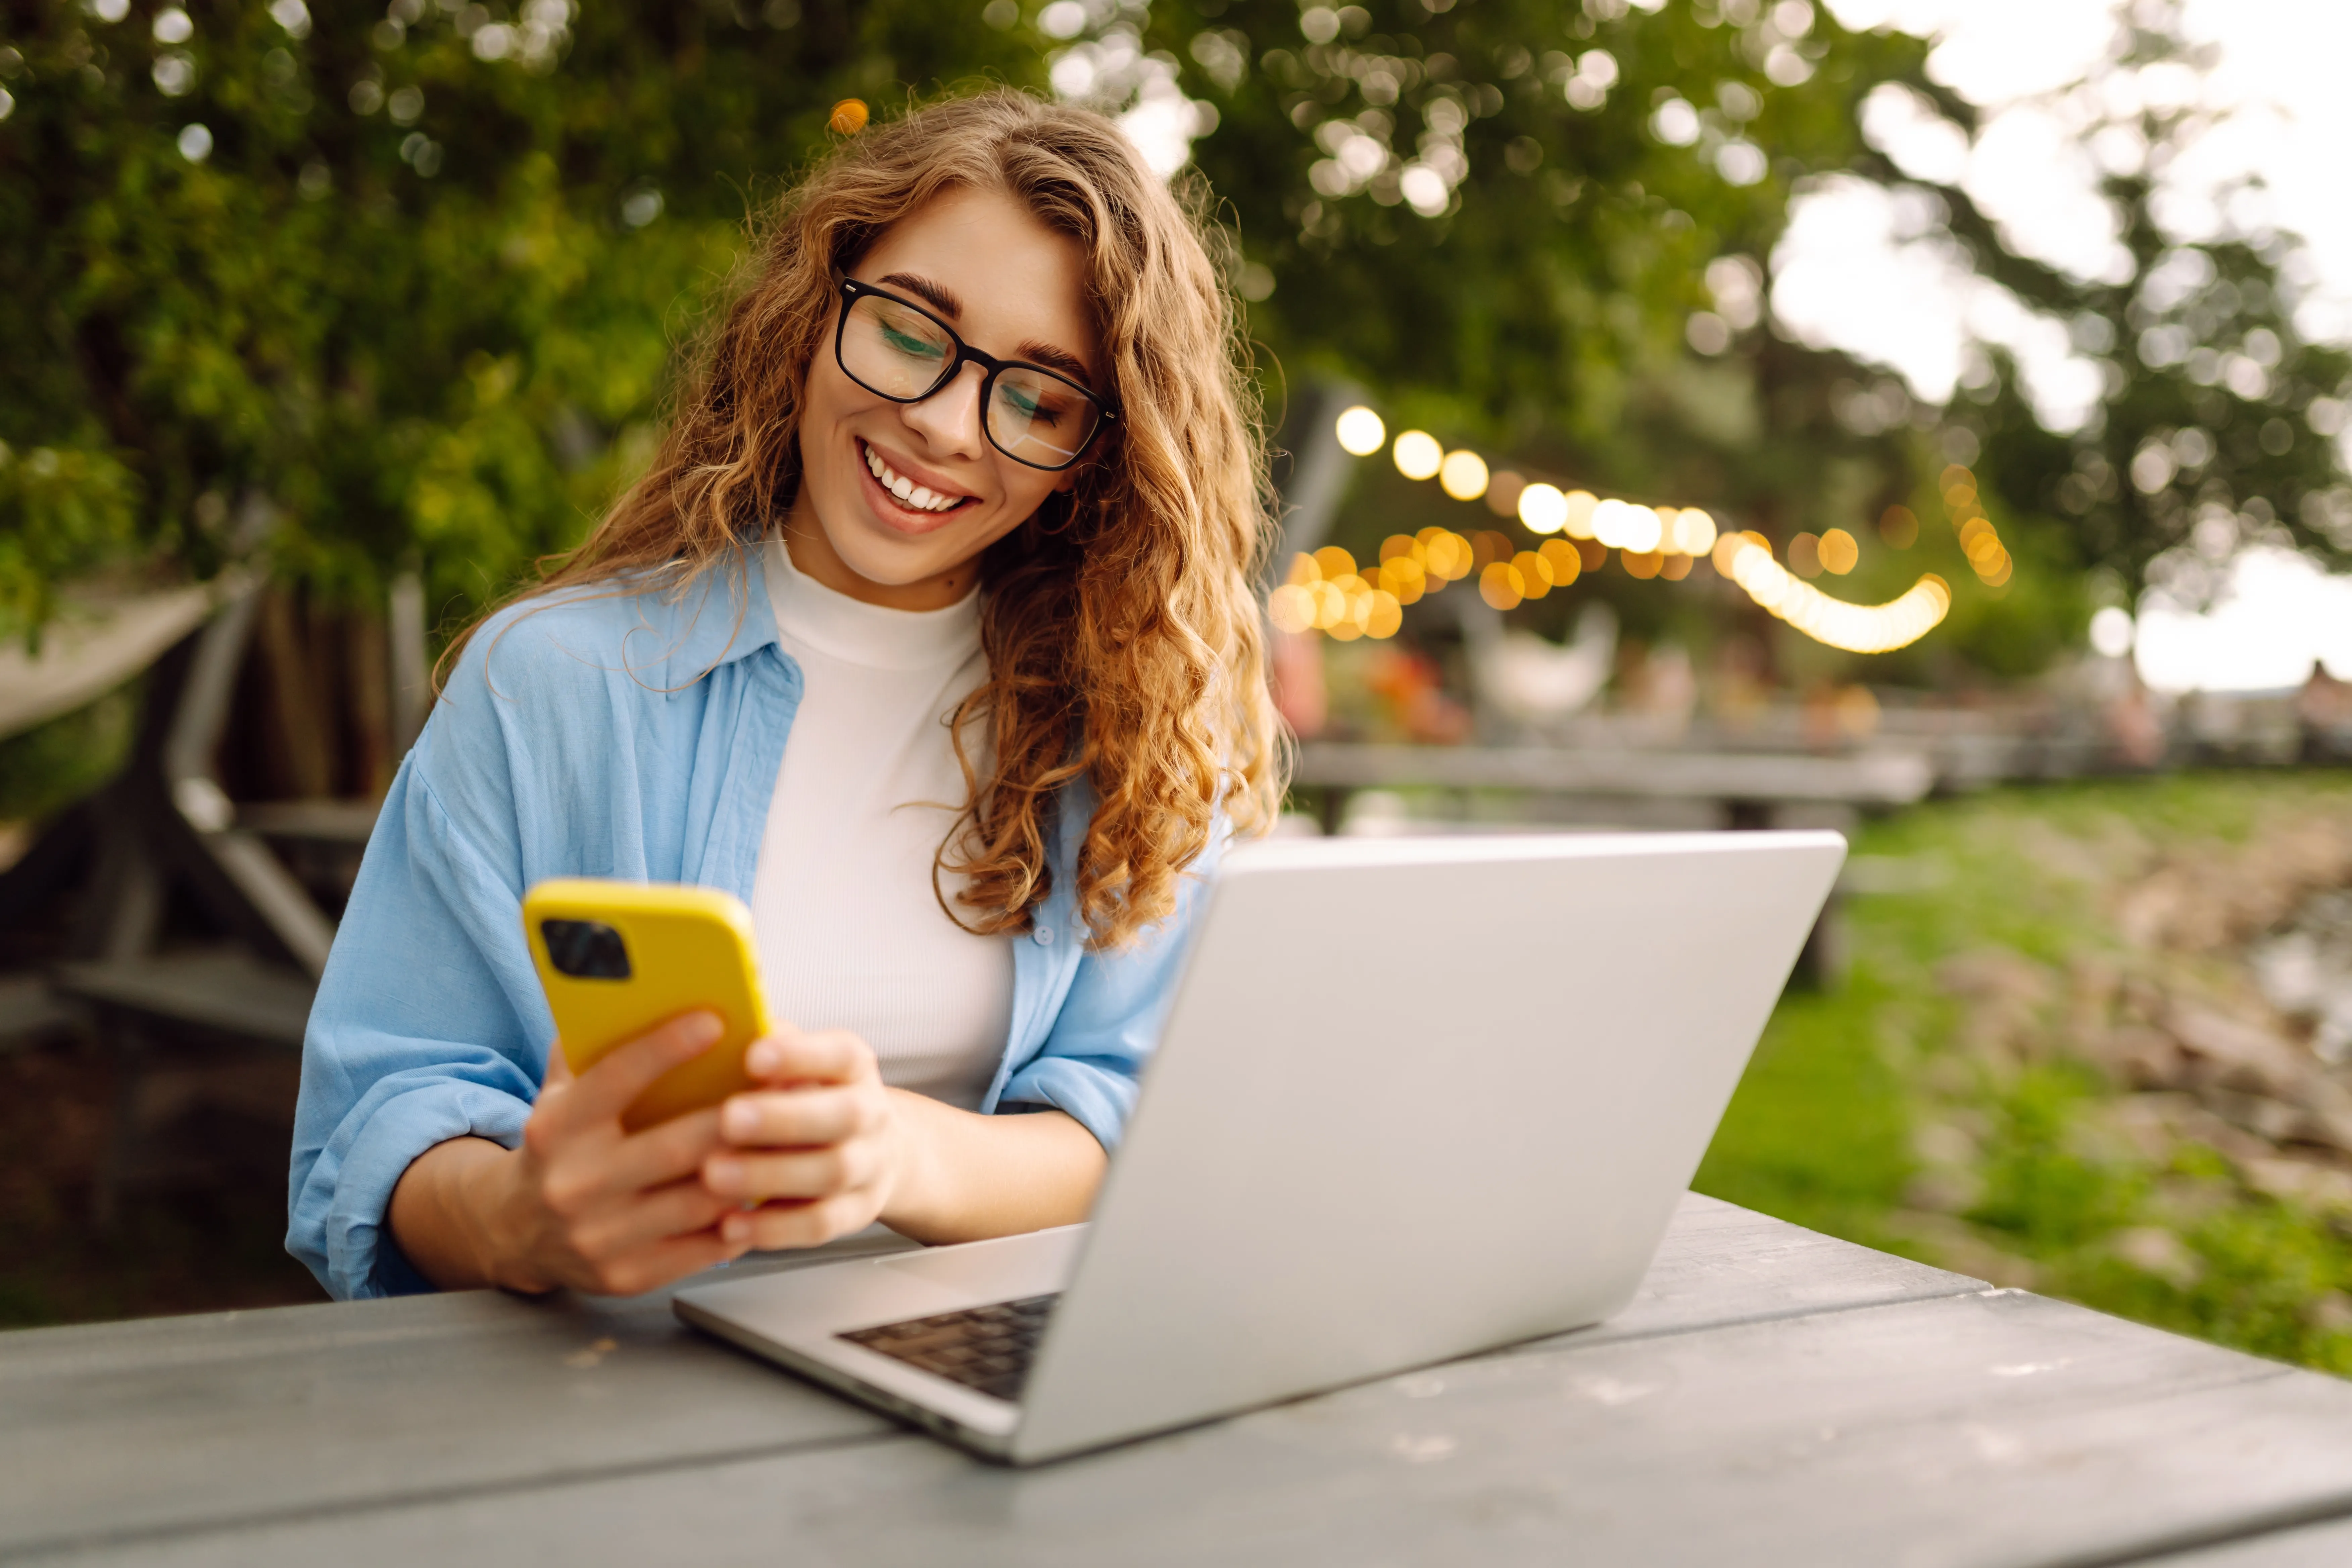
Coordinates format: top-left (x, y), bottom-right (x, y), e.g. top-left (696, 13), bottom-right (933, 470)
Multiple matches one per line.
top-left (763, 531), bottom-right (982, 672)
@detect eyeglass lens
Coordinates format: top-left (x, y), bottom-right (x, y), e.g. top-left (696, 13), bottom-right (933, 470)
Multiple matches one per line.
top-left (839, 291), bottom-right (1101, 470)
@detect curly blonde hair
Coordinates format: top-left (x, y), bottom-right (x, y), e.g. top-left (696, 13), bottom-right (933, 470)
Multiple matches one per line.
top-left (463, 89), bottom-right (1283, 949)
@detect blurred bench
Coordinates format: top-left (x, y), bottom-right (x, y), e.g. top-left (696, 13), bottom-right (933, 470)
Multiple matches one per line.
top-left (1, 572), bottom-right (423, 1218)
top-left (1291, 741), bottom-right (1937, 987)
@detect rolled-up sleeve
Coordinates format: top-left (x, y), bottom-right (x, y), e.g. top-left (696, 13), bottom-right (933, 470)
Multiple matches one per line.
top-left (286, 737), bottom-right (554, 1301)
top-left (998, 827), bottom-right (1226, 1152)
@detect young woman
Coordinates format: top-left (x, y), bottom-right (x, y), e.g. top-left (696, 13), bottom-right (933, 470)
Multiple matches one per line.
top-left (287, 90), bottom-right (1280, 1301)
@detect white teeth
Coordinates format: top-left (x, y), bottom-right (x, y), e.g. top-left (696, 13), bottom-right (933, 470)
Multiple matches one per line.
top-left (863, 443), bottom-right (963, 512)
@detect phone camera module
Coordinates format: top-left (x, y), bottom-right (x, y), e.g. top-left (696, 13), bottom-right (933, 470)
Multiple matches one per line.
top-left (542, 919), bottom-right (632, 980)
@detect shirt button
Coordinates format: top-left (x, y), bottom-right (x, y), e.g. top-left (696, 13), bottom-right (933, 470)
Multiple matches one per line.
top-left (1033, 925), bottom-right (1055, 946)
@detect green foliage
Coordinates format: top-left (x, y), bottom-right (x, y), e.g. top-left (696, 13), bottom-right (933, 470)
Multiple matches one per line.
top-left (1693, 971), bottom-right (1917, 1249)
top-left (0, 0), bottom-right (1039, 626)
top-left (1698, 773), bottom-right (2352, 1379)
top-left (0, 685), bottom-right (136, 822)
top-left (1880, 2), bottom-right (2352, 595)
top-left (0, 442), bottom-right (142, 644)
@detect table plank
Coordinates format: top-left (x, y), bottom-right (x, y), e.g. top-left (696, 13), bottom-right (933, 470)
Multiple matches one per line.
top-left (0, 1197), bottom-right (1973, 1558)
top-left (1526, 1191), bottom-right (1983, 1351)
top-left (0, 1238), bottom-right (913, 1559)
top-left (83, 1290), bottom-right (2352, 1568)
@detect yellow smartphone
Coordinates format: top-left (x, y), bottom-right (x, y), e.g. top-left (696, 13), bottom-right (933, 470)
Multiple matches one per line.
top-left (522, 878), bottom-right (772, 1133)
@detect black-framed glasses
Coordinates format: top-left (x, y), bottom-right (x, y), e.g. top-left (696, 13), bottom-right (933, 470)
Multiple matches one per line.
top-left (834, 279), bottom-right (1117, 473)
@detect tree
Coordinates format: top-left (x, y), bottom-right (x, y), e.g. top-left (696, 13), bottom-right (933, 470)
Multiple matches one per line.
top-left (0, 0), bottom-right (1038, 642)
top-left (1865, 2), bottom-right (2352, 607)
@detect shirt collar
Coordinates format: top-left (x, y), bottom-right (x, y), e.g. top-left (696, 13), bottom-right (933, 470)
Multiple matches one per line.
top-left (573, 542), bottom-right (786, 693)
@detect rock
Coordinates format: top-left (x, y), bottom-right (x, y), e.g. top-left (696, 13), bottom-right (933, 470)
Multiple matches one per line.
top-left (2089, 1024), bottom-right (2191, 1090)
top-left (2243, 1157), bottom-right (2352, 1214)
top-left (2162, 1002), bottom-right (2316, 1102)
top-left (1937, 947), bottom-right (2058, 1058)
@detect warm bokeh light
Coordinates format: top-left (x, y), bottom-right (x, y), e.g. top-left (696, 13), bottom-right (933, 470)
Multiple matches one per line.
top-left (1590, 498), bottom-right (1631, 548)
top-left (828, 98), bottom-right (869, 135)
top-left (1392, 430), bottom-right (1443, 480)
top-left (1621, 504), bottom-right (1663, 554)
top-left (1517, 482), bottom-right (1568, 534)
top-left (1282, 400), bottom-right (1962, 652)
top-left (1379, 554), bottom-right (1427, 603)
top-left (1717, 534), bottom-right (1951, 654)
top-left (1819, 527), bottom-right (1860, 575)
top-left (1270, 542), bottom-right (1418, 640)
top-left (1418, 526), bottom-right (1473, 581)
top-left (1438, 448), bottom-right (1490, 501)
top-left (1267, 583), bottom-right (1313, 633)
top-left (1485, 470), bottom-right (1527, 518)
top-left (1787, 532), bottom-right (1823, 578)
top-left (1511, 549), bottom-right (1552, 599)
top-left (1561, 489), bottom-right (1599, 540)
top-left (1478, 560), bottom-right (1525, 610)
top-left (1334, 405), bottom-right (1387, 456)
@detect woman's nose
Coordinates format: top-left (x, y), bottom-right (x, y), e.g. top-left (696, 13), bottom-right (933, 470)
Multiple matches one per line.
top-left (901, 363), bottom-right (989, 459)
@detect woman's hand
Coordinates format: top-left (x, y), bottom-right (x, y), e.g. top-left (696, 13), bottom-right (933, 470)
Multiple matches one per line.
top-left (700, 1024), bottom-right (905, 1251)
top-left (389, 1011), bottom-right (751, 1296)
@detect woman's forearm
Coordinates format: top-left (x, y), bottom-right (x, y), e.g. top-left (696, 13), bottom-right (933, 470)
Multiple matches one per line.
top-left (387, 1136), bottom-right (538, 1293)
top-left (880, 1093), bottom-right (1107, 1245)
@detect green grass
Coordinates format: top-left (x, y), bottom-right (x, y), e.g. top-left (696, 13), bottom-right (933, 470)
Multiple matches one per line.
top-left (1693, 771), bottom-right (2352, 1377)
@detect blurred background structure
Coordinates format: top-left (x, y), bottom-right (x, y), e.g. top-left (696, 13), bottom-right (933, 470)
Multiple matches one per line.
top-left (2, 0), bottom-right (2350, 1363)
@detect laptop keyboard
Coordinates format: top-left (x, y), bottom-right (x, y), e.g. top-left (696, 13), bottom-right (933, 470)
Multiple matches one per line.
top-left (838, 1293), bottom-right (1061, 1402)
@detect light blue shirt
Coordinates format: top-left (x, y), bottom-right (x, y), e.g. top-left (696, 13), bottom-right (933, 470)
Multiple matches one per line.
top-left (287, 547), bottom-right (1213, 1301)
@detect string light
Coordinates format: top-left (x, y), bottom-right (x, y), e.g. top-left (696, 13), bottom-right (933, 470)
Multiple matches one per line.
top-left (1392, 430), bottom-right (1442, 480)
top-left (1334, 406), bottom-right (1387, 456)
top-left (1319, 405), bottom-right (1962, 653)
top-left (1437, 449), bottom-right (1490, 501)
top-left (1518, 482), bottom-right (1568, 534)
top-left (1711, 533), bottom-right (1950, 654)
top-left (1942, 463), bottom-right (2012, 588)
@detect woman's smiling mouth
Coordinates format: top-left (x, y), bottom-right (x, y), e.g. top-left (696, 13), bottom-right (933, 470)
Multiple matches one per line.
top-left (861, 439), bottom-right (973, 516)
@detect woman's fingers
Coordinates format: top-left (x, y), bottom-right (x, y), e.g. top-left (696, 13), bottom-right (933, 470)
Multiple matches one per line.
top-left (565, 1175), bottom-right (736, 1264)
top-left (717, 1084), bottom-right (872, 1149)
top-left (540, 1011), bottom-right (722, 1136)
top-left (703, 1139), bottom-right (882, 1204)
top-left (586, 1106), bottom-right (728, 1202)
top-left (745, 1026), bottom-right (874, 1087)
top-left (719, 1192), bottom-right (873, 1252)
top-left (577, 1228), bottom-right (749, 1299)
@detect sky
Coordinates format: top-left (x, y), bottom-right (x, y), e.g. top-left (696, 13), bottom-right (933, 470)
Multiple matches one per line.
top-left (1776, 0), bottom-right (2352, 689)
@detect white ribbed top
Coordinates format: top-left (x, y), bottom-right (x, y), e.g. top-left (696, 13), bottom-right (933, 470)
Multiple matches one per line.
top-left (749, 535), bottom-right (1014, 1110)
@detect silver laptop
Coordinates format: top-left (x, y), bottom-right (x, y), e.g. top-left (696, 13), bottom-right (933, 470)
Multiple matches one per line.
top-left (675, 829), bottom-right (1845, 1464)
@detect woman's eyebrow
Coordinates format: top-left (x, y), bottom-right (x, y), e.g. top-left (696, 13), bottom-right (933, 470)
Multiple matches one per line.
top-left (1015, 339), bottom-right (1095, 385)
top-left (879, 272), bottom-right (963, 320)
top-left (878, 271), bottom-right (1096, 387)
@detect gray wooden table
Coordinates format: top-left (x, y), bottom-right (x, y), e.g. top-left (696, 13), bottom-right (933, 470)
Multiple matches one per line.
top-left (8, 1196), bottom-right (2352, 1567)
